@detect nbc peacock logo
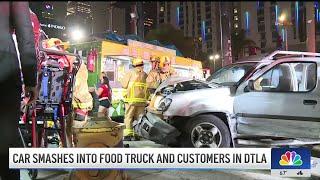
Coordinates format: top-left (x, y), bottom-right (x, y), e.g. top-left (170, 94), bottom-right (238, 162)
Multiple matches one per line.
top-left (279, 151), bottom-right (303, 166)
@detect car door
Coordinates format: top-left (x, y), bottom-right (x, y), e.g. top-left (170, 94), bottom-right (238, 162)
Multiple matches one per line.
top-left (233, 60), bottom-right (320, 139)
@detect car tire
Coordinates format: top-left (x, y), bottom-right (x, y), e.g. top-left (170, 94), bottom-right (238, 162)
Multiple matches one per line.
top-left (180, 114), bottom-right (231, 148)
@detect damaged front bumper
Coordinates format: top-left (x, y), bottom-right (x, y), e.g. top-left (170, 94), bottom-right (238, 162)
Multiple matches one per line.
top-left (133, 112), bottom-right (180, 145)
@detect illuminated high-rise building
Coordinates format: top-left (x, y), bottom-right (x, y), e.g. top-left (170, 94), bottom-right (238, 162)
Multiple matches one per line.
top-left (143, 2), bottom-right (157, 36)
top-left (159, 2), bottom-right (318, 60)
top-left (30, 2), bottom-right (67, 40)
top-left (157, 2), bottom-right (222, 58)
top-left (66, 1), bottom-right (93, 38)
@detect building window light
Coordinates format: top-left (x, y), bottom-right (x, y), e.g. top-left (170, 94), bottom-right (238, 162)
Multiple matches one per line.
top-left (234, 24), bottom-right (238, 28)
top-left (234, 9), bottom-right (238, 13)
top-left (234, 16), bottom-right (238, 21)
top-left (160, 6), bottom-right (164, 12)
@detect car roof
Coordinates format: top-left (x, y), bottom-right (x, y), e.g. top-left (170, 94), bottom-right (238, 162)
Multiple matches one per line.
top-left (232, 61), bottom-right (260, 64)
top-left (156, 76), bottom-right (194, 90)
top-left (237, 53), bottom-right (269, 62)
top-left (270, 57), bottom-right (320, 63)
top-left (233, 52), bottom-right (320, 67)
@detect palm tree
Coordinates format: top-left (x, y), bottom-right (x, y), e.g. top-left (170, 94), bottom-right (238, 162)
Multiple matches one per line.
top-left (231, 29), bottom-right (256, 61)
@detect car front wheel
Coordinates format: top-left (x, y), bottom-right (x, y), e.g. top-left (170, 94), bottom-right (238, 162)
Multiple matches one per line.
top-left (181, 114), bottom-right (231, 148)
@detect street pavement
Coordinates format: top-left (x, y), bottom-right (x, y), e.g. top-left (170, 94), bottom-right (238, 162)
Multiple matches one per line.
top-left (20, 140), bottom-right (320, 180)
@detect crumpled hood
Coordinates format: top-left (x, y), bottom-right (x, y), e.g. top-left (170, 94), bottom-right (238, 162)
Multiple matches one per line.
top-left (156, 76), bottom-right (194, 91)
top-left (155, 76), bottom-right (218, 94)
top-left (163, 86), bottom-right (234, 117)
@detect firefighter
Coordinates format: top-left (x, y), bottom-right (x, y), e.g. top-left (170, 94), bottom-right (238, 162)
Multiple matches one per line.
top-left (120, 57), bottom-right (148, 141)
top-left (150, 56), bottom-right (160, 71)
top-left (146, 56), bottom-right (176, 92)
top-left (45, 38), bottom-right (70, 50)
top-left (147, 56), bottom-right (160, 95)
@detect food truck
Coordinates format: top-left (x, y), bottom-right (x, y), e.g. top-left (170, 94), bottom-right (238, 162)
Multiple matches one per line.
top-left (71, 39), bottom-right (203, 120)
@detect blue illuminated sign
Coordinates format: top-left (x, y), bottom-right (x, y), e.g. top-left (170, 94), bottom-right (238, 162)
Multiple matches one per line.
top-left (295, 2), bottom-right (299, 26)
top-left (275, 5), bottom-right (278, 24)
top-left (245, 11), bottom-right (249, 32)
top-left (202, 21), bottom-right (206, 42)
top-left (176, 7), bottom-right (180, 26)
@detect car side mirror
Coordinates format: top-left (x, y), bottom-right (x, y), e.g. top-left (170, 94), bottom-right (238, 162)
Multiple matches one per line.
top-left (244, 80), bottom-right (254, 92)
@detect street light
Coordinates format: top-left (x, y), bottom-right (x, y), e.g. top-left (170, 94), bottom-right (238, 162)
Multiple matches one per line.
top-left (209, 54), bottom-right (220, 72)
top-left (70, 28), bottom-right (84, 42)
top-left (277, 13), bottom-right (292, 51)
top-left (278, 14), bottom-right (286, 23)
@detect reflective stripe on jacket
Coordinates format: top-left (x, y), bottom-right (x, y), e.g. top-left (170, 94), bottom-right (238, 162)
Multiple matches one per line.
top-left (120, 67), bottom-right (148, 105)
top-left (126, 82), bottom-right (147, 103)
top-left (72, 98), bottom-right (93, 109)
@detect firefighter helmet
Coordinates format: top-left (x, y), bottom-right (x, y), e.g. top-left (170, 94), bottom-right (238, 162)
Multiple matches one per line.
top-left (150, 56), bottom-right (160, 62)
top-left (46, 38), bottom-right (70, 50)
top-left (132, 57), bottom-right (144, 67)
top-left (159, 56), bottom-right (170, 68)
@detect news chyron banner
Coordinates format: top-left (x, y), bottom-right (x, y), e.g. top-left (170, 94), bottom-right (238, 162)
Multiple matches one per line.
top-left (9, 148), bottom-right (311, 177)
top-left (10, 148), bottom-right (270, 169)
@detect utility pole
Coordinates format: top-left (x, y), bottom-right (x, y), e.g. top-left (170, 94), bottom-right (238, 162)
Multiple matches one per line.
top-left (130, 3), bottom-right (138, 35)
top-left (277, 13), bottom-right (292, 51)
top-left (107, 3), bottom-right (114, 32)
top-left (110, 6), bottom-right (113, 31)
top-left (219, 2), bottom-right (223, 67)
top-left (306, 2), bottom-right (316, 52)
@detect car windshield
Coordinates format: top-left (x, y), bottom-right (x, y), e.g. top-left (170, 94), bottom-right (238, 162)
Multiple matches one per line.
top-left (206, 63), bottom-right (256, 85)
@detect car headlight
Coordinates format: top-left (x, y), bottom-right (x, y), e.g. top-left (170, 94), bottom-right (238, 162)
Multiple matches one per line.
top-left (156, 98), bottom-right (172, 111)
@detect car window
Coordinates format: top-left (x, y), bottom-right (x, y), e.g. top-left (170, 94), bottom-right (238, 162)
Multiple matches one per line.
top-left (294, 63), bottom-right (304, 91)
top-left (103, 58), bottom-right (117, 82)
top-left (306, 63), bottom-right (317, 90)
top-left (253, 62), bottom-right (317, 92)
top-left (251, 65), bottom-right (265, 76)
top-left (207, 63), bottom-right (256, 85)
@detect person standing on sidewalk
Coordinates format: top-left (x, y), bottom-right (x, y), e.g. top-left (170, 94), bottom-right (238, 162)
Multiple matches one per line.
top-left (96, 75), bottom-right (112, 119)
top-left (120, 57), bottom-right (148, 141)
top-left (0, 2), bottom-right (37, 179)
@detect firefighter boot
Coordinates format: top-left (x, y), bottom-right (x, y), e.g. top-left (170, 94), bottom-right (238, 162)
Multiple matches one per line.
top-left (123, 128), bottom-right (134, 141)
top-left (132, 131), bottom-right (141, 141)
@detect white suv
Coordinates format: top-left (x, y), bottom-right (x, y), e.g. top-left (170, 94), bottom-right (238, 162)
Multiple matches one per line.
top-left (135, 51), bottom-right (320, 148)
